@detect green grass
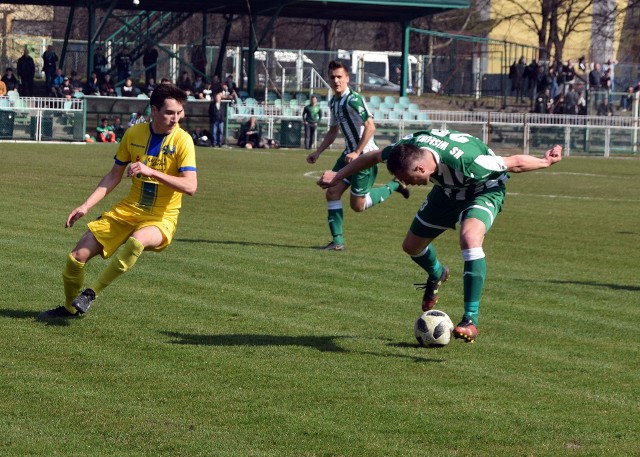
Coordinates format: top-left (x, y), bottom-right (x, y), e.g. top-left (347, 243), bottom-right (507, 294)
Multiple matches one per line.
top-left (1, 143), bottom-right (638, 456)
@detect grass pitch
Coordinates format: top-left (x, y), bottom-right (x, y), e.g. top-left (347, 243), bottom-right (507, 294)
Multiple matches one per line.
top-left (0, 143), bottom-right (638, 456)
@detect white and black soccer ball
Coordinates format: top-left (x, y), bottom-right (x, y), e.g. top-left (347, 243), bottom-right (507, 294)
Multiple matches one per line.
top-left (414, 310), bottom-right (454, 347)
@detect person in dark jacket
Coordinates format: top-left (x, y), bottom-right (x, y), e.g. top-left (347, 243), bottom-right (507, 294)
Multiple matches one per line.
top-left (208, 92), bottom-right (227, 147)
top-left (17, 49), bottom-right (36, 97)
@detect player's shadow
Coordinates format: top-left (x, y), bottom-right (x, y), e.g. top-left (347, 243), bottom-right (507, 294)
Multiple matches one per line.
top-left (174, 238), bottom-right (319, 251)
top-left (162, 331), bottom-right (348, 353)
top-left (548, 279), bottom-right (640, 292)
top-left (163, 331), bottom-right (446, 363)
top-left (0, 308), bottom-right (73, 327)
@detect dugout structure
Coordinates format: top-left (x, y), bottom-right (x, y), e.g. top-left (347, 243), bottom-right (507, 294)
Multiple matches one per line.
top-left (3, 0), bottom-right (469, 96)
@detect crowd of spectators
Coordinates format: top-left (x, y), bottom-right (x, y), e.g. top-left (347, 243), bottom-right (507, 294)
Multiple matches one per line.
top-left (509, 56), bottom-right (639, 116)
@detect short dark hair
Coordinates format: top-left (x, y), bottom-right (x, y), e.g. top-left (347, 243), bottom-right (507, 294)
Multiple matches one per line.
top-left (328, 60), bottom-right (349, 73)
top-left (385, 143), bottom-right (425, 175)
top-left (150, 83), bottom-right (187, 109)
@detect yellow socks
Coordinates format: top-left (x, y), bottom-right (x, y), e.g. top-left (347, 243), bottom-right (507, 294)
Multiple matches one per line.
top-left (62, 253), bottom-right (85, 314)
top-left (91, 237), bottom-right (145, 295)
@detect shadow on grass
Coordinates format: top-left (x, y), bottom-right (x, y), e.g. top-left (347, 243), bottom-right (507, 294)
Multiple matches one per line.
top-left (162, 331), bottom-right (348, 353)
top-left (174, 238), bottom-right (322, 251)
top-left (163, 332), bottom-right (447, 362)
top-left (0, 308), bottom-right (74, 327)
top-left (548, 279), bottom-right (640, 292)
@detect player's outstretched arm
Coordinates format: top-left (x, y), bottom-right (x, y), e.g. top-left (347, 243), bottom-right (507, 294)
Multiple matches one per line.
top-left (317, 149), bottom-right (383, 188)
top-left (65, 163), bottom-right (126, 228)
top-left (503, 145), bottom-right (562, 173)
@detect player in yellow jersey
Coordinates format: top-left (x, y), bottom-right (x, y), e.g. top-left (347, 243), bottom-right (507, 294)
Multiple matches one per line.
top-left (38, 83), bottom-right (197, 319)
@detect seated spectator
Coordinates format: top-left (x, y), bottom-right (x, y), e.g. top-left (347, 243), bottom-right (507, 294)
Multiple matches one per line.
top-left (99, 74), bottom-right (116, 96)
top-left (1, 67), bottom-right (19, 92)
top-left (597, 97), bottom-right (614, 116)
top-left (121, 77), bottom-right (136, 97)
top-left (621, 86), bottom-right (634, 111)
top-left (0, 79), bottom-right (6, 96)
top-left (534, 88), bottom-right (552, 114)
top-left (96, 117), bottom-right (116, 142)
top-left (191, 127), bottom-right (211, 147)
top-left (128, 110), bottom-right (147, 127)
top-left (177, 71), bottom-right (193, 96)
top-left (552, 94), bottom-right (566, 115)
top-left (83, 72), bottom-right (100, 95)
top-left (144, 77), bottom-right (156, 96)
top-left (56, 77), bottom-right (74, 99)
top-left (237, 116), bottom-right (263, 149)
top-left (112, 117), bottom-right (125, 142)
top-left (50, 68), bottom-right (65, 97)
top-left (192, 75), bottom-right (205, 99)
top-left (69, 70), bottom-right (83, 93)
top-left (200, 81), bottom-right (213, 100)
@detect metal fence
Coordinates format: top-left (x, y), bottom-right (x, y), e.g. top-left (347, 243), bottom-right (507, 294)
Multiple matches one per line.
top-left (226, 100), bottom-right (640, 157)
top-left (0, 95), bottom-right (86, 142)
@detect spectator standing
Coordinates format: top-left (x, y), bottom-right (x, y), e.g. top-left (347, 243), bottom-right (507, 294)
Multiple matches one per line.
top-left (525, 59), bottom-right (539, 100)
top-left (302, 95), bottom-right (322, 149)
top-left (588, 63), bottom-right (603, 109)
top-left (602, 59), bottom-right (617, 91)
top-left (1, 68), bottom-right (19, 92)
top-left (142, 44), bottom-right (159, 84)
top-left (115, 47), bottom-right (131, 82)
top-left (620, 86), bottom-right (634, 112)
top-left (96, 117), bottom-right (116, 142)
top-left (17, 49), bottom-right (36, 97)
top-left (42, 45), bottom-right (59, 93)
top-left (564, 84), bottom-right (579, 115)
top-left (561, 59), bottom-right (576, 94)
top-left (512, 57), bottom-right (526, 102)
top-left (93, 46), bottom-right (108, 82)
top-left (208, 91), bottom-right (226, 147)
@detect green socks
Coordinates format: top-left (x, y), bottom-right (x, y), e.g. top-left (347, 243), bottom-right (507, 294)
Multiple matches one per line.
top-left (462, 249), bottom-right (486, 327)
top-left (411, 245), bottom-right (443, 280)
top-left (327, 201), bottom-right (344, 245)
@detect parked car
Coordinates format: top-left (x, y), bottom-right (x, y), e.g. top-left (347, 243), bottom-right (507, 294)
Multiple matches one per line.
top-left (350, 72), bottom-right (400, 92)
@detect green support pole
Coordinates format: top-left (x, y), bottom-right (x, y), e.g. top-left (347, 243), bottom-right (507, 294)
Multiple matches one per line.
top-left (86, 3), bottom-right (95, 81)
top-left (60, 6), bottom-right (75, 70)
top-left (215, 14), bottom-right (233, 79)
top-left (248, 15), bottom-right (256, 98)
top-left (401, 21), bottom-right (410, 96)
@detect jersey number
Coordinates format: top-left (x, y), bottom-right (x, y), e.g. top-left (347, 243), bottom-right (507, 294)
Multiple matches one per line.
top-left (430, 129), bottom-right (470, 159)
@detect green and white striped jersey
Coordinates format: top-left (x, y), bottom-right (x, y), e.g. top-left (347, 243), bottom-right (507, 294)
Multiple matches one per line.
top-left (382, 129), bottom-right (509, 199)
top-left (329, 88), bottom-right (377, 153)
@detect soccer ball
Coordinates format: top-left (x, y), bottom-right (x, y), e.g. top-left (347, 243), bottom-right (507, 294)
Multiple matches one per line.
top-left (414, 310), bottom-right (454, 347)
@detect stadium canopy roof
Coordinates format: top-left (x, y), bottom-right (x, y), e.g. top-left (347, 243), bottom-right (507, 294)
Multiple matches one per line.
top-left (6, 0), bottom-right (470, 95)
top-left (8, 0), bottom-right (470, 23)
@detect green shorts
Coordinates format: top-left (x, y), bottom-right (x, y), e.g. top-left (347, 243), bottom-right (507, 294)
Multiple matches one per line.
top-left (332, 151), bottom-right (379, 197)
top-left (410, 185), bottom-right (506, 239)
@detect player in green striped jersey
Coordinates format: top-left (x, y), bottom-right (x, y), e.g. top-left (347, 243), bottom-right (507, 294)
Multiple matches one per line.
top-left (306, 60), bottom-right (409, 251)
top-left (318, 129), bottom-right (562, 342)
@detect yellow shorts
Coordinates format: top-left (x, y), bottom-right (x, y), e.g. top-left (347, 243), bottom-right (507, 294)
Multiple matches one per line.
top-left (88, 202), bottom-right (178, 258)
